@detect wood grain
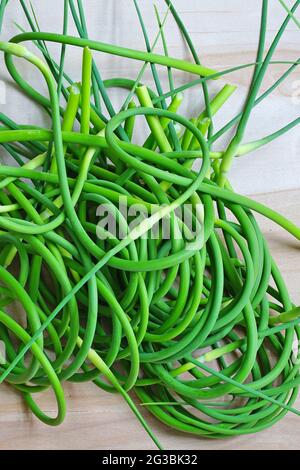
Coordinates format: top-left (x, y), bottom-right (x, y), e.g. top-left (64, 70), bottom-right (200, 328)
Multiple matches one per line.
top-left (0, 0), bottom-right (299, 195)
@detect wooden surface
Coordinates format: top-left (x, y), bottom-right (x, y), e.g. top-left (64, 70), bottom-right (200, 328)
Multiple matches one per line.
top-left (0, 188), bottom-right (299, 450)
top-left (0, 0), bottom-right (299, 451)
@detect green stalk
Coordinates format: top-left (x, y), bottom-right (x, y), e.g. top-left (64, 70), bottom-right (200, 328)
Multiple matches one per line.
top-left (10, 32), bottom-right (217, 77)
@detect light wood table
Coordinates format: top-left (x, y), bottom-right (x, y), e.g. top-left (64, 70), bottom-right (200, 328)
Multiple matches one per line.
top-left (0, 189), bottom-right (299, 450)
